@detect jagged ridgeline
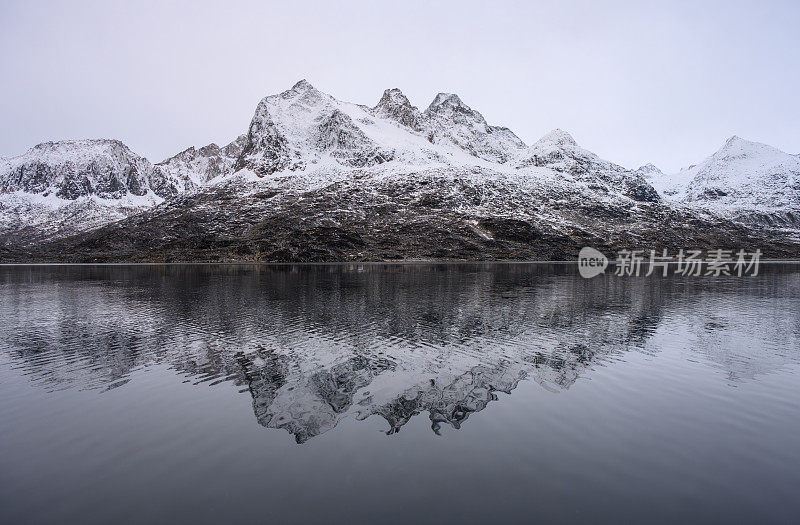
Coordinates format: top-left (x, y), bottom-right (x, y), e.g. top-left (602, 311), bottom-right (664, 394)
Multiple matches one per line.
top-left (1, 80), bottom-right (799, 261)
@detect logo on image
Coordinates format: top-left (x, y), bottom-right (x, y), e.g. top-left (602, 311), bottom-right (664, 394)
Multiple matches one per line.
top-left (578, 247), bottom-right (609, 278)
top-left (577, 247), bottom-right (762, 278)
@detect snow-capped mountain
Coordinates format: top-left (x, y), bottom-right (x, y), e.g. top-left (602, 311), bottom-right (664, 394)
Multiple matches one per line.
top-left (518, 129), bottom-right (660, 202)
top-left (153, 135), bottom-right (247, 193)
top-left (0, 139), bottom-right (171, 239)
top-left (218, 79), bottom-right (659, 206)
top-left (0, 139), bottom-right (164, 199)
top-left (0, 136), bottom-right (250, 240)
top-left (373, 88), bottom-right (424, 131)
top-left (649, 136), bottom-right (800, 225)
top-left (234, 79), bottom-right (521, 174)
top-left (1, 80), bottom-right (798, 260)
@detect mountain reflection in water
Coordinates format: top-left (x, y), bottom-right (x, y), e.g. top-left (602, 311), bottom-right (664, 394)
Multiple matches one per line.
top-left (1, 264), bottom-right (799, 444)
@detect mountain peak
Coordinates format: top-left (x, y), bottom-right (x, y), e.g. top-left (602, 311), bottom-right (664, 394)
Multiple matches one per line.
top-left (534, 129), bottom-right (577, 148)
top-left (291, 79), bottom-right (315, 92)
top-left (18, 139), bottom-right (141, 164)
top-left (718, 135), bottom-right (756, 152)
top-left (656, 134), bottom-right (800, 211)
top-left (635, 163), bottom-right (663, 178)
top-left (30, 138), bottom-right (125, 151)
top-left (427, 93), bottom-right (465, 112)
top-left (714, 135), bottom-right (778, 159)
top-left (719, 135), bottom-right (776, 152)
top-left (636, 162), bottom-right (661, 173)
top-left (277, 79), bottom-right (323, 100)
top-left (374, 88), bottom-right (422, 131)
top-left (376, 88), bottom-right (412, 109)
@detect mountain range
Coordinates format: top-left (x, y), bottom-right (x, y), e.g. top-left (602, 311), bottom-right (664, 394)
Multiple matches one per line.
top-left (1, 80), bottom-right (798, 261)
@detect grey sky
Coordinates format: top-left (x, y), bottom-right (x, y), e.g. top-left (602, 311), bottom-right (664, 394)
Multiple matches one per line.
top-left (1, 0), bottom-right (798, 172)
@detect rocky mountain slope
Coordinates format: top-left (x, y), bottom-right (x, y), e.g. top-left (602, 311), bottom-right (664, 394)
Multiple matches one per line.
top-left (1, 81), bottom-right (798, 261)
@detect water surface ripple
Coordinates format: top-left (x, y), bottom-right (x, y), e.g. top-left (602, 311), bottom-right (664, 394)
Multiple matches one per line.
top-left (1, 264), bottom-right (799, 524)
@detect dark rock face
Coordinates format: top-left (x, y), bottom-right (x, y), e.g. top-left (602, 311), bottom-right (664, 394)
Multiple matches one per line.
top-left (55, 173), bottom-right (92, 199)
top-left (125, 168), bottom-right (147, 196)
top-left (373, 88), bottom-right (424, 131)
top-left (622, 178), bottom-right (661, 203)
top-left (2, 164), bottom-right (55, 195)
top-left (318, 110), bottom-right (368, 150)
top-left (316, 110), bottom-right (394, 167)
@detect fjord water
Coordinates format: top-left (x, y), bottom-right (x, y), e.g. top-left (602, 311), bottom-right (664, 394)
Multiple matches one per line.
top-left (1, 264), bottom-right (799, 524)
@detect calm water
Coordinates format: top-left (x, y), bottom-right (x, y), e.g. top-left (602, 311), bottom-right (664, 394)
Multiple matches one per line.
top-left (1, 264), bottom-right (799, 524)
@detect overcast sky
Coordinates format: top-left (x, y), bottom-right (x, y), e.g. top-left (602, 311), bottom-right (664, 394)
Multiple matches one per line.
top-left (1, 0), bottom-right (798, 172)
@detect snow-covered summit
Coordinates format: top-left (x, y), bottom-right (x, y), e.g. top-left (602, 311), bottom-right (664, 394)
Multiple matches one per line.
top-left (235, 81), bottom-right (532, 174)
top-left (426, 92), bottom-right (468, 112)
top-left (373, 88), bottom-right (423, 131)
top-left (421, 92), bottom-right (526, 163)
top-left (236, 79), bottom-right (406, 174)
top-left (653, 136), bottom-right (800, 214)
top-left (290, 78), bottom-right (314, 91)
top-left (517, 129), bottom-right (660, 202)
top-left (635, 163), bottom-right (663, 176)
top-left (376, 88), bottom-right (414, 109)
top-left (533, 128), bottom-right (577, 148)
